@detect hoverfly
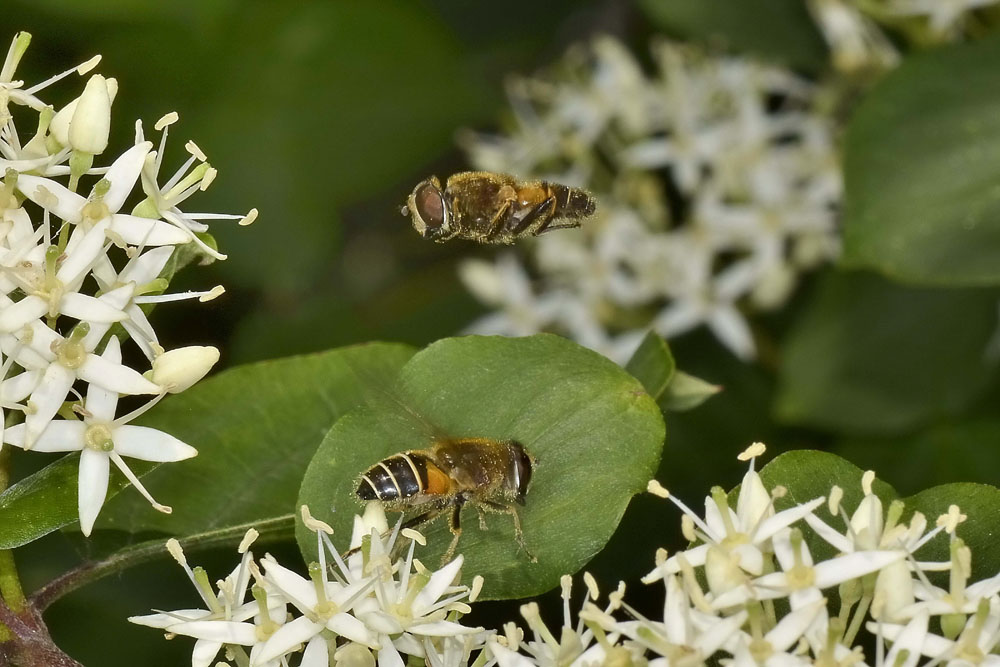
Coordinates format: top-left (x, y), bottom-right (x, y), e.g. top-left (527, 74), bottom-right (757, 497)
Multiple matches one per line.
top-left (357, 437), bottom-right (535, 563)
top-left (402, 171), bottom-right (596, 244)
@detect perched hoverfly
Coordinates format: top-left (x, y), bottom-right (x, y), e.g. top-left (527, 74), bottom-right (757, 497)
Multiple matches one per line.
top-left (357, 437), bottom-right (535, 564)
top-left (402, 171), bottom-right (596, 244)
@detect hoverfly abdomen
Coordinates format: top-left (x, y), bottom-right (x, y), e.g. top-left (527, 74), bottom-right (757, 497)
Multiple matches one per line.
top-left (357, 453), bottom-right (429, 501)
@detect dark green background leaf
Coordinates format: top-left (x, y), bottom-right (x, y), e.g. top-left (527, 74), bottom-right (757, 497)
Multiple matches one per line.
top-left (0, 455), bottom-right (137, 549)
top-left (835, 418), bottom-right (1000, 495)
top-left (99, 343), bottom-right (415, 534)
top-left (775, 271), bottom-right (999, 435)
top-left (297, 334), bottom-right (665, 599)
top-left (637, 0), bottom-right (828, 71)
top-left (842, 34), bottom-right (1000, 285)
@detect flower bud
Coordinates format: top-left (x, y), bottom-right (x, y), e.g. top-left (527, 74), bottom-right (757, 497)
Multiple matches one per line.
top-left (149, 345), bottom-right (220, 393)
top-left (69, 74), bottom-right (113, 154)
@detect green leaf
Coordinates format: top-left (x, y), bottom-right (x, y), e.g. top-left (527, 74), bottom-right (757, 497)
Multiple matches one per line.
top-left (297, 334), bottom-right (665, 600)
top-left (775, 270), bottom-right (999, 435)
top-left (842, 34), bottom-right (1000, 285)
top-left (625, 331), bottom-right (676, 401)
top-left (834, 418), bottom-right (1000, 495)
top-left (637, 0), bottom-right (828, 71)
top-left (99, 342), bottom-right (416, 534)
top-left (661, 371), bottom-right (722, 412)
top-left (905, 483), bottom-right (1000, 581)
top-left (0, 455), bottom-right (136, 549)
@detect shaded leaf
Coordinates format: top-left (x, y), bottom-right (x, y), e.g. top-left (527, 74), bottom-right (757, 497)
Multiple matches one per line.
top-left (99, 343), bottom-right (416, 534)
top-left (662, 370), bottom-right (722, 412)
top-left (905, 483), bottom-right (1000, 581)
top-left (775, 270), bottom-right (999, 435)
top-left (842, 35), bottom-right (1000, 285)
top-left (625, 331), bottom-right (676, 401)
top-left (0, 455), bottom-right (134, 549)
top-left (637, 0), bottom-right (828, 71)
top-left (297, 334), bottom-right (665, 599)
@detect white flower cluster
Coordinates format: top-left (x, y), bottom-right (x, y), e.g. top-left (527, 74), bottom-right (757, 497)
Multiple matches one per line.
top-left (0, 32), bottom-right (254, 535)
top-left (459, 38), bottom-right (841, 363)
top-left (134, 447), bottom-right (1000, 667)
top-left (131, 504), bottom-right (490, 667)
top-left (807, 0), bottom-right (1000, 72)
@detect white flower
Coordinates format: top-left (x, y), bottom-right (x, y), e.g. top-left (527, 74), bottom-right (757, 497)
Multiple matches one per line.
top-left (130, 532), bottom-right (287, 667)
top-left (2, 336), bottom-right (194, 533)
top-left (0, 313), bottom-right (160, 447)
top-left (66, 73), bottom-right (112, 155)
top-left (16, 141), bottom-right (191, 247)
top-left (0, 217), bottom-right (127, 333)
top-left (886, 0), bottom-right (1000, 38)
top-left (643, 443), bottom-right (825, 587)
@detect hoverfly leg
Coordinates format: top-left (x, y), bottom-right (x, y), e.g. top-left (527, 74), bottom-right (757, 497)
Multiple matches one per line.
top-left (511, 196), bottom-right (556, 235)
top-left (476, 507), bottom-right (488, 531)
top-left (484, 199), bottom-right (512, 242)
top-left (441, 496), bottom-right (468, 565)
top-left (484, 500), bottom-right (537, 563)
top-left (535, 218), bottom-right (582, 235)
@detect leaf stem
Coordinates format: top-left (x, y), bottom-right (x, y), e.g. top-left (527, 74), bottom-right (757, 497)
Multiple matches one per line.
top-left (30, 514), bottom-right (295, 611)
top-left (0, 446), bottom-right (26, 644)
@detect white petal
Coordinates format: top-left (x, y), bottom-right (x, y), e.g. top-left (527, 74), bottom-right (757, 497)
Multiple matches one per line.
top-left (261, 557), bottom-right (319, 614)
top-left (78, 447), bottom-right (110, 536)
top-left (57, 218), bottom-right (111, 286)
top-left (803, 514), bottom-right (854, 554)
top-left (10, 420), bottom-right (85, 452)
top-left (755, 497), bottom-right (826, 543)
top-left (407, 620), bottom-right (480, 636)
top-left (192, 639), bottom-right (223, 667)
top-left (707, 305), bottom-right (756, 360)
top-left (59, 292), bottom-right (127, 324)
top-left (110, 214), bottom-right (191, 246)
top-left (766, 599), bottom-right (825, 651)
top-left (24, 363), bottom-right (76, 446)
top-left (0, 370), bottom-right (42, 403)
top-left (884, 611), bottom-right (928, 667)
top-left (77, 353), bottom-right (159, 395)
top-left (326, 611), bottom-right (379, 647)
top-left (103, 142), bottom-right (152, 212)
top-left (112, 425), bottom-right (197, 462)
top-left (813, 551), bottom-right (905, 588)
top-left (413, 556), bottom-right (463, 615)
top-left (489, 640), bottom-right (534, 667)
top-left (16, 174), bottom-right (86, 223)
top-left (120, 246), bottom-right (173, 284)
top-left (83, 341), bottom-right (121, 422)
top-left (300, 636), bottom-right (331, 667)
top-left (168, 620), bottom-right (257, 645)
top-left (128, 609), bottom-right (209, 628)
top-left (254, 616), bottom-right (324, 665)
top-left (378, 640), bottom-right (405, 667)
top-left (0, 295), bottom-right (48, 333)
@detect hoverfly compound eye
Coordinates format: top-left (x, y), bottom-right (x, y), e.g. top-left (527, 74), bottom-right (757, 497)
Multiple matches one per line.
top-left (410, 181), bottom-right (447, 238)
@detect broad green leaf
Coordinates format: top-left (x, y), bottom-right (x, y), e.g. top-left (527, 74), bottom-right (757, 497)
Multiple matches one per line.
top-left (905, 483), bottom-right (1000, 581)
top-left (775, 270), bottom-right (999, 435)
top-left (625, 331), bottom-right (676, 401)
top-left (637, 0), bottom-right (828, 71)
top-left (842, 35), bottom-right (1000, 285)
top-left (0, 455), bottom-right (136, 549)
top-left (297, 334), bottom-right (665, 599)
top-left (99, 342), bottom-right (416, 534)
top-left (835, 418), bottom-right (1000, 495)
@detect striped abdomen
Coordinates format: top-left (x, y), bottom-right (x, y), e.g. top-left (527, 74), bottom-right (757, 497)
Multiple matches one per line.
top-left (357, 452), bottom-right (437, 502)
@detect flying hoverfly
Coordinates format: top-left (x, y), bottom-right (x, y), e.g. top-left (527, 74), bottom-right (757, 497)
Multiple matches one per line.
top-left (402, 171), bottom-right (596, 245)
top-left (357, 437), bottom-right (535, 564)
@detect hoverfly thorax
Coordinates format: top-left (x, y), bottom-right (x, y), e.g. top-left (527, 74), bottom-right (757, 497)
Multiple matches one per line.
top-left (405, 177), bottom-right (452, 241)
